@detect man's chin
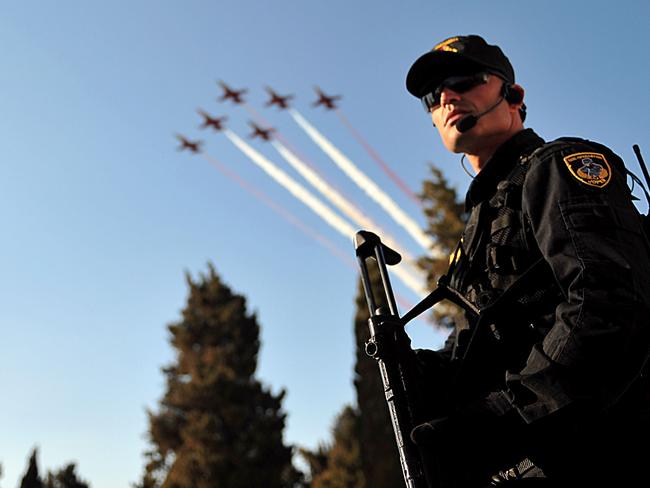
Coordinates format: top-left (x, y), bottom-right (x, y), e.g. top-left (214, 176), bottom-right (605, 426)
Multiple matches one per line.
top-left (442, 131), bottom-right (470, 154)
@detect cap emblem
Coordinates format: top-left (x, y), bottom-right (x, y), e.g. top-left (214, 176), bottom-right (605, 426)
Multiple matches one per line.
top-left (434, 37), bottom-right (460, 52)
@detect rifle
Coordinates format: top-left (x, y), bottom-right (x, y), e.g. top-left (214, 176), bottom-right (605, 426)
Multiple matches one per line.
top-left (354, 230), bottom-right (429, 488)
top-left (354, 231), bottom-right (536, 488)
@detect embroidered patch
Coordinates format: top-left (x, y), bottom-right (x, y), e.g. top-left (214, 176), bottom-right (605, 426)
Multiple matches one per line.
top-left (563, 152), bottom-right (611, 188)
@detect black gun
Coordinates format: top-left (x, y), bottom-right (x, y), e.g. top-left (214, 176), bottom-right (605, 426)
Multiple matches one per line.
top-left (354, 230), bottom-right (429, 488)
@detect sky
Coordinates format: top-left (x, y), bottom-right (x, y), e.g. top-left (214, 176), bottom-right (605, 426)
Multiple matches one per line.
top-left (1, 1), bottom-right (649, 486)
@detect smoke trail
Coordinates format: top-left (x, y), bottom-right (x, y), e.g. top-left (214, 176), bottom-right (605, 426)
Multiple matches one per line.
top-left (335, 109), bottom-right (421, 206)
top-left (225, 129), bottom-right (356, 238)
top-left (243, 103), bottom-right (324, 179)
top-left (201, 153), bottom-right (355, 268)
top-left (204, 152), bottom-right (432, 321)
top-left (243, 102), bottom-right (424, 282)
top-left (224, 129), bottom-right (427, 297)
top-left (244, 102), bottom-right (425, 291)
top-left (201, 154), bottom-right (432, 325)
top-left (271, 138), bottom-right (425, 280)
top-left (246, 102), bottom-right (341, 178)
top-left (289, 109), bottom-right (442, 258)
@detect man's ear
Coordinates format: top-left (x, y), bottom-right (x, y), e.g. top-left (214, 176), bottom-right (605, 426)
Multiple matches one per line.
top-left (505, 83), bottom-right (525, 107)
top-left (509, 84), bottom-right (527, 122)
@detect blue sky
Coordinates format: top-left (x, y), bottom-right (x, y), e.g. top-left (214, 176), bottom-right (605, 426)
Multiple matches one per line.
top-left (1, 1), bottom-right (649, 486)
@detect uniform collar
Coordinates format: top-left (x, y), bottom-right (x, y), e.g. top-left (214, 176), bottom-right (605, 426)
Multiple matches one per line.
top-left (465, 128), bottom-right (545, 209)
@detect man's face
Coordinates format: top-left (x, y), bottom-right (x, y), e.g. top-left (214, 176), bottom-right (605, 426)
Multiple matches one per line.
top-left (428, 73), bottom-right (518, 155)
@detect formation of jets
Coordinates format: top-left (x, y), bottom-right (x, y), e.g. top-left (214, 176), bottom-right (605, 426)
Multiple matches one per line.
top-left (177, 82), bottom-right (342, 150)
top-left (216, 81), bottom-right (341, 110)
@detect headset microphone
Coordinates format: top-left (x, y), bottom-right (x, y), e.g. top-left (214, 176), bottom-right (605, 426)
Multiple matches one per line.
top-left (456, 114), bottom-right (479, 133)
top-left (456, 95), bottom-right (505, 133)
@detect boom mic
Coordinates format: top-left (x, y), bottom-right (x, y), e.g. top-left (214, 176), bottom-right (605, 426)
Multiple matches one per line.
top-left (456, 114), bottom-right (479, 133)
top-left (456, 96), bottom-right (505, 133)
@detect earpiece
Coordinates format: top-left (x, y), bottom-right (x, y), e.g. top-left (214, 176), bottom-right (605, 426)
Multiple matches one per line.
top-left (503, 83), bottom-right (523, 104)
top-left (503, 83), bottom-right (526, 122)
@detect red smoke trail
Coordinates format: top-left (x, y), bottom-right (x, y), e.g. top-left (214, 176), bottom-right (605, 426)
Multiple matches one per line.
top-left (201, 153), bottom-right (356, 268)
top-left (335, 109), bottom-right (422, 207)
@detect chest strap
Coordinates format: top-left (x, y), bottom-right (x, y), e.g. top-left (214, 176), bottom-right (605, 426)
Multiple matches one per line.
top-left (401, 257), bottom-right (546, 328)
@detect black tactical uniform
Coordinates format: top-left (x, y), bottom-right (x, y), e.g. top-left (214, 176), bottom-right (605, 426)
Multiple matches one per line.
top-left (404, 35), bottom-right (650, 487)
top-left (429, 128), bottom-right (650, 485)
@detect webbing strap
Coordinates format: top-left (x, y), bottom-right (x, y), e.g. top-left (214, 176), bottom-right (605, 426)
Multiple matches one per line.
top-left (401, 257), bottom-right (547, 328)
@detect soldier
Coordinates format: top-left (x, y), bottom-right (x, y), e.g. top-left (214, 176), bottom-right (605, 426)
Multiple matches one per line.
top-left (405, 35), bottom-right (650, 486)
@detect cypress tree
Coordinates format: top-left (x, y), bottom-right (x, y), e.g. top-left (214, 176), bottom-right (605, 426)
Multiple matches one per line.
top-left (139, 263), bottom-right (300, 488)
top-left (19, 448), bottom-right (43, 488)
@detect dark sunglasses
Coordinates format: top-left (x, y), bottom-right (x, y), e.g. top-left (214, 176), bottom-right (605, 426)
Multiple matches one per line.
top-left (421, 72), bottom-right (490, 112)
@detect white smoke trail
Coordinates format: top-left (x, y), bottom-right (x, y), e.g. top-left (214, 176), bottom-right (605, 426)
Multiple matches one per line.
top-left (201, 153), bottom-right (356, 268)
top-left (225, 129), bottom-right (427, 297)
top-left (335, 109), bottom-right (421, 206)
top-left (271, 139), bottom-right (425, 280)
top-left (225, 130), bottom-right (356, 238)
top-left (289, 108), bottom-right (443, 259)
top-left (242, 103), bottom-right (425, 286)
top-left (244, 102), bottom-right (341, 191)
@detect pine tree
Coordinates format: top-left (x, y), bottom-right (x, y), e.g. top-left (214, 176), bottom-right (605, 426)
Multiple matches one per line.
top-left (353, 272), bottom-right (404, 488)
top-left (139, 263), bottom-right (300, 488)
top-left (19, 448), bottom-right (43, 488)
top-left (419, 164), bottom-right (466, 328)
top-left (44, 464), bottom-right (90, 488)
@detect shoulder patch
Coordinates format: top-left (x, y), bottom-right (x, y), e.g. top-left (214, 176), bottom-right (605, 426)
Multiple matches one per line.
top-left (562, 152), bottom-right (611, 188)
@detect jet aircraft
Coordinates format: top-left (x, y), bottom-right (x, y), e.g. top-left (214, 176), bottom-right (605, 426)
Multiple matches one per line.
top-left (197, 109), bottom-right (227, 131)
top-left (312, 87), bottom-right (341, 110)
top-left (248, 121), bottom-right (274, 141)
top-left (175, 134), bottom-right (203, 153)
top-left (264, 86), bottom-right (294, 110)
top-left (217, 80), bottom-right (247, 104)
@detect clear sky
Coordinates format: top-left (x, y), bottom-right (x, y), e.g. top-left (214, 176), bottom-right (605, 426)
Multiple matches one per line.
top-left (2, 1), bottom-right (649, 486)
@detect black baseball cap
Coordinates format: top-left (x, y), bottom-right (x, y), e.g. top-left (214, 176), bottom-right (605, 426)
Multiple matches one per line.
top-left (406, 35), bottom-right (515, 98)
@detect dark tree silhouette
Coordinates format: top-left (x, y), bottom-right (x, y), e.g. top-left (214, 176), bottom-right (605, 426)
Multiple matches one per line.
top-left (44, 464), bottom-right (90, 488)
top-left (419, 164), bottom-right (466, 328)
top-left (299, 405), bottom-right (364, 488)
top-left (19, 448), bottom-right (43, 488)
top-left (139, 263), bottom-right (301, 488)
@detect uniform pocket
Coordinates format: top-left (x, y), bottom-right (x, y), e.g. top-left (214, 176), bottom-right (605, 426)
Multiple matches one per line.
top-left (559, 196), bottom-right (640, 265)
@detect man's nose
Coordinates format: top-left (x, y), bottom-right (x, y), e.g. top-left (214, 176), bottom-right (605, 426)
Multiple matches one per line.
top-left (439, 87), bottom-right (461, 106)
